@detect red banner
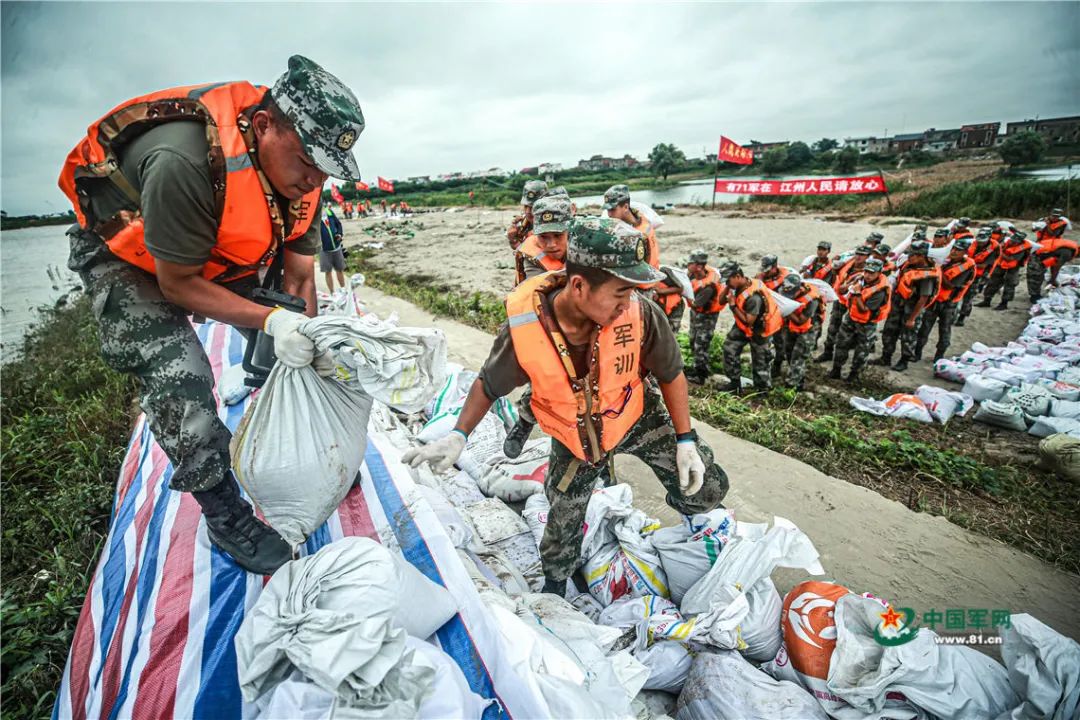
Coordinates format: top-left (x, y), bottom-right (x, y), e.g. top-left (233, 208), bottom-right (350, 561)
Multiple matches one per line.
top-left (377, 176), bottom-right (395, 193)
top-left (719, 136), bottom-right (753, 165)
top-left (354, 181), bottom-right (369, 191)
top-left (714, 174), bottom-right (886, 195)
top-left (329, 184), bottom-right (345, 204)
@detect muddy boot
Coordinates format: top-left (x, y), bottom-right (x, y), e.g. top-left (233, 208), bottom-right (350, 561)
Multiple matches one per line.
top-left (994, 301), bottom-right (1008, 311)
top-left (192, 472), bottom-right (293, 575)
top-left (814, 350), bottom-right (833, 363)
top-left (1030, 293), bottom-right (1042, 303)
top-left (845, 369), bottom-right (861, 384)
top-left (828, 365), bottom-right (843, 380)
top-left (976, 298), bottom-right (992, 308)
top-left (953, 317), bottom-right (965, 327)
top-left (502, 418), bottom-right (534, 459)
top-left (891, 360), bottom-right (909, 372)
top-left (914, 345), bottom-right (924, 362)
top-left (933, 350), bottom-right (945, 362)
top-left (685, 371), bottom-right (705, 385)
top-left (771, 362), bottom-right (783, 378)
top-left (873, 354), bottom-right (892, 367)
top-left (721, 378), bottom-right (742, 395)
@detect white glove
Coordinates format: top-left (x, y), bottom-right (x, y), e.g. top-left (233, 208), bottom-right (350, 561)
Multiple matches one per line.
top-left (676, 439), bottom-right (705, 497)
top-left (402, 431), bottom-right (466, 474)
top-left (263, 308), bottom-right (314, 368)
top-left (312, 350), bottom-right (336, 378)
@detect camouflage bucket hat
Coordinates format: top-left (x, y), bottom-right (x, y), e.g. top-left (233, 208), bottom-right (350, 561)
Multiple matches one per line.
top-left (688, 249), bottom-right (708, 265)
top-left (874, 243), bottom-right (891, 255)
top-left (567, 216), bottom-right (664, 285)
top-left (602, 184), bottom-right (631, 210)
top-left (531, 196), bottom-right (572, 234)
top-left (271, 55), bottom-right (365, 181)
top-left (781, 272), bottom-right (802, 294)
top-left (717, 261), bottom-right (742, 280)
top-left (864, 258), bottom-right (884, 272)
top-left (521, 180), bottom-right (548, 207)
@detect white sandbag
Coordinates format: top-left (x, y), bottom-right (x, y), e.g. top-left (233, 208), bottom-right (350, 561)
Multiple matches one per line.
top-left (581, 485), bottom-right (669, 605)
top-left (236, 538), bottom-right (435, 716)
top-left (1016, 336), bottom-right (1056, 356)
top-left (1009, 354), bottom-right (1067, 378)
top-left (1038, 434), bottom-right (1080, 482)
top-left (675, 651), bottom-right (829, 720)
top-left (1005, 383), bottom-right (1055, 417)
top-left (390, 555), bottom-right (460, 639)
top-left (651, 509), bottom-right (738, 604)
top-left (996, 613), bottom-right (1080, 720)
top-left (231, 363), bottom-right (374, 547)
top-left (218, 363), bottom-right (253, 406)
top-left (462, 498), bottom-right (541, 582)
top-left (417, 486), bottom-right (474, 549)
top-left (303, 314), bottom-right (446, 414)
top-left (1028, 416), bottom-right (1080, 439)
top-left (962, 375), bottom-right (1009, 403)
top-left (959, 350), bottom-right (999, 367)
top-left (408, 638), bottom-right (493, 719)
top-left (475, 437), bottom-right (549, 502)
top-left (1035, 378), bottom-right (1080, 401)
top-left (681, 516), bottom-right (825, 662)
top-left (971, 341), bottom-right (1023, 359)
top-left (1057, 366), bottom-right (1080, 386)
top-left (637, 641), bottom-right (693, 694)
top-left (436, 469), bottom-right (487, 509)
top-left (767, 289), bottom-right (803, 318)
top-left (631, 200), bottom-right (664, 229)
top-left (828, 594), bottom-right (1019, 719)
top-left (973, 400), bottom-right (1029, 431)
top-left (598, 596), bottom-right (695, 694)
top-left (660, 265), bottom-right (695, 302)
top-left (850, 394), bottom-right (934, 423)
top-left (915, 385), bottom-right (973, 423)
top-left (1050, 398), bottom-right (1080, 419)
top-left (522, 492), bottom-right (550, 549)
top-left (983, 367), bottom-right (1027, 387)
top-left (934, 358), bottom-right (977, 383)
top-left (804, 277), bottom-right (839, 303)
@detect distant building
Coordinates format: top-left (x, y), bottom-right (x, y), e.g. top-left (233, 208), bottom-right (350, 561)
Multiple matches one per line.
top-left (538, 162), bottom-right (563, 174)
top-left (1005, 116), bottom-right (1080, 145)
top-left (745, 141), bottom-right (789, 160)
top-left (922, 128), bottom-right (960, 153)
top-left (842, 136), bottom-right (890, 155)
top-left (406, 175), bottom-right (431, 184)
top-left (890, 132), bottom-right (924, 153)
top-left (577, 154), bottom-right (640, 171)
top-left (958, 122), bottom-right (1000, 149)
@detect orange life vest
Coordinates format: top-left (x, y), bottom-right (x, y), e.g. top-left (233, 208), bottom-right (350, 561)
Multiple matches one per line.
top-left (691, 266), bottom-right (723, 314)
top-left (506, 273), bottom-right (644, 463)
top-left (832, 258), bottom-right (862, 307)
top-left (514, 234), bottom-right (565, 285)
top-left (731, 279), bottom-right (783, 338)
top-left (759, 267), bottom-right (796, 292)
top-left (631, 212), bottom-right (660, 269)
top-left (786, 284), bottom-right (824, 334)
top-left (847, 275), bottom-right (891, 324)
top-left (1037, 218), bottom-right (1069, 241)
top-left (998, 240), bottom-right (1030, 270)
top-left (1036, 237), bottom-right (1079, 268)
top-left (803, 258), bottom-right (834, 282)
top-left (950, 227), bottom-right (974, 241)
top-left (894, 264), bottom-right (941, 302)
top-left (657, 287), bottom-right (685, 315)
top-left (936, 257), bottom-right (977, 303)
top-left (58, 81), bottom-right (321, 283)
top-left (968, 239), bottom-right (1000, 277)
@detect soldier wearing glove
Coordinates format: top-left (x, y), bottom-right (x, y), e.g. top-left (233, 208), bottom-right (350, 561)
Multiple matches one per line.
top-left (403, 217), bottom-right (729, 597)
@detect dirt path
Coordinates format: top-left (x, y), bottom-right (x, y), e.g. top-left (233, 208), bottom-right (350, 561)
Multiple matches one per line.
top-left (336, 282), bottom-right (1080, 642)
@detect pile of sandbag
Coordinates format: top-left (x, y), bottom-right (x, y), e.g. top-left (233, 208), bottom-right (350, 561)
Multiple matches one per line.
top-left (849, 385), bottom-right (973, 425)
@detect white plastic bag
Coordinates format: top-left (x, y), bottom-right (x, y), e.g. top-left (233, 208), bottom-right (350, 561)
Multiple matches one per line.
top-left (915, 385), bottom-right (973, 423)
top-left (390, 554), bottom-right (460, 639)
top-left (231, 363), bottom-right (374, 547)
top-left (1035, 378), bottom-right (1080, 401)
top-left (850, 394), bottom-right (934, 423)
top-left (973, 400), bottom-right (1029, 431)
top-left (598, 596), bottom-right (695, 693)
top-left (631, 200), bottom-right (665, 229)
top-left (581, 486), bottom-right (669, 605)
top-left (676, 651), bottom-right (829, 720)
top-left (1028, 416), bottom-right (1080, 439)
top-left (996, 613), bottom-right (1080, 720)
top-left (651, 509), bottom-right (738, 604)
top-left (660, 265), bottom-right (695, 302)
top-left (522, 492), bottom-right (550, 549)
top-left (934, 358), bottom-right (977, 383)
top-left (767, 289), bottom-right (803, 318)
top-left (803, 277), bottom-right (839, 304)
top-left (1050, 398), bottom-right (1080, 419)
top-left (1005, 383), bottom-right (1055, 417)
top-left (962, 375), bottom-right (1009, 403)
top-left (475, 437), bottom-right (549, 502)
top-left (681, 516), bottom-right (825, 662)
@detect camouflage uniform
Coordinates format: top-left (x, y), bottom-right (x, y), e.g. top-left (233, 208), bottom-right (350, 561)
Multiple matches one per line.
top-left (722, 326), bottom-right (774, 390)
top-left (880, 300), bottom-right (923, 362)
top-left (832, 314), bottom-right (878, 376)
top-left (688, 311), bottom-right (719, 378)
top-left (821, 300), bottom-right (846, 355)
top-left (665, 302), bottom-right (685, 336)
top-left (917, 300), bottom-right (957, 358)
top-left (983, 265), bottom-right (1022, 304)
top-left (1026, 259), bottom-right (1047, 299)
top-left (781, 326), bottom-right (819, 387)
top-left (541, 386), bottom-right (729, 584)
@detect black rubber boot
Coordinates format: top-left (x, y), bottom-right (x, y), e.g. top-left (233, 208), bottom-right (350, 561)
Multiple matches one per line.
top-left (914, 346), bottom-right (924, 362)
top-left (933, 350), bottom-right (945, 362)
top-left (845, 370), bottom-right (861, 384)
top-left (192, 472), bottom-right (293, 575)
top-left (891, 360), bottom-right (909, 372)
top-left (1030, 294), bottom-right (1042, 303)
top-left (976, 298), bottom-right (992, 308)
top-left (502, 419), bottom-right (535, 459)
top-left (953, 317), bottom-right (965, 327)
top-left (994, 301), bottom-right (1008, 311)
top-left (721, 379), bottom-right (742, 395)
top-left (814, 351), bottom-right (833, 363)
top-left (828, 366), bottom-right (842, 380)
top-left (873, 354), bottom-right (892, 367)
top-left (541, 577), bottom-right (566, 596)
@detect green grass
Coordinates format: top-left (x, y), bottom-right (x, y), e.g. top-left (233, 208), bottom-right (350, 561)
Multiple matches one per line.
top-left (1, 295), bottom-right (139, 717)
top-left (896, 178), bottom-right (1073, 219)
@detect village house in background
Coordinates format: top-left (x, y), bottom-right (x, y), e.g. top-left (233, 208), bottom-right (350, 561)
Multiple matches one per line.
top-left (577, 153), bottom-right (641, 171)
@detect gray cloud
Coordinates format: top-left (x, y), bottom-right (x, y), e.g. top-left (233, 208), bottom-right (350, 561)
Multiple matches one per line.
top-left (2, 1), bottom-right (1077, 215)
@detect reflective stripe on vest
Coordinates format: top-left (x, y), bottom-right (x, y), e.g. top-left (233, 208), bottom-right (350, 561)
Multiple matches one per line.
top-left (936, 258), bottom-right (977, 303)
top-left (505, 272), bottom-right (645, 463)
top-left (848, 276), bottom-right (891, 324)
top-left (895, 265), bottom-right (941, 301)
top-left (998, 241), bottom-right (1029, 270)
top-left (58, 81), bottom-right (321, 283)
top-left (732, 278), bottom-right (783, 337)
top-left (805, 260), bottom-right (833, 281)
top-left (691, 266), bottom-right (723, 314)
top-left (833, 259), bottom-right (861, 307)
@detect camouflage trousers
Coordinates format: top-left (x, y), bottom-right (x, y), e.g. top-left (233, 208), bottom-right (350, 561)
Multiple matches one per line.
top-left (880, 302), bottom-right (923, 362)
top-left (664, 303), bottom-right (685, 337)
top-left (822, 300), bottom-right (846, 354)
top-left (67, 227), bottom-right (246, 493)
top-left (1026, 261), bottom-right (1047, 299)
top-left (540, 386), bottom-right (729, 584)
top-left (517, 385), bottom-right (536, 425)
top-left (688, 311), bottom-right (719, 377)
top-left (775, 327), bottom-right (819, 386)
top-left (983, 266), bottom-right (1021, 304)
top-left (831, 315), bottom-right (878, 375)
top-left (958, 275), bottom-right (987, 319)
top-left (917, 300), bottom-right (958, 357)
top-left (722, 325), bottom-right (774, 390)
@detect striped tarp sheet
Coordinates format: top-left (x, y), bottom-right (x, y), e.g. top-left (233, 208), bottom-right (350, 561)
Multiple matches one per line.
top-left (53, 320), bottom-right (547, 720)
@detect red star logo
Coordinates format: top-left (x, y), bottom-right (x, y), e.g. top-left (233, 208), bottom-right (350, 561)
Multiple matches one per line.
top-left (879, 605), bottom-right (904, 630)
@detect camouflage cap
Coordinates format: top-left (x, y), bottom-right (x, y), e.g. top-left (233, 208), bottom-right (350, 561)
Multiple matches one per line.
top-left (874, 243), bottom-right (891, 255)
top-left (854, 245), bottom-right (873, 256)
top-left (271, 55), bottom-right (365, 181)
top-left (1051, 207), bottom-right (1064, 215)
top-left (1012, 230), bottom-right (1027, 241)
top-left (567, 216), bottom-right (664, 284)
top-left (760, 254), bottom-right (778, 270)
top-left (602, 184), bottom-right (631, 210)
top-left (958, 217), bottom-right (971, 226)
top-left (866, 231), bottom-right (885, 243)
top-left (688, 249), bottom-right (708, 265)
top-left (976, 226), bottom-right (992, 237)
top-left (953, 237), bottom-right (973, 251)
top-left (909, 240), bottom-right (930, 256)
top-left (781, 272), bottom-right (803, 295)
top-left (933, 228), bottom-right (949, 237)
top-left (912, 229), bottom-right (927, 241)
top-left (864, 258), bottom-right (884, 272)
top-left (521, 180), bottom-right (548, 207)
top-left (817, 241), bottom-right (832, 251)
top-left (531, 195), bottom-right (572, 234)
top-left (717, 261), bottom-right (743, 280)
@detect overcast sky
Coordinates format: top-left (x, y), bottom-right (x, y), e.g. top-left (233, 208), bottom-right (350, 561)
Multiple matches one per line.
top-left (2, 2), bottom-right (1077, 215)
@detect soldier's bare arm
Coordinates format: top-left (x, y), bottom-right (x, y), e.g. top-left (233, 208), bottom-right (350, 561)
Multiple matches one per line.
top-left (282, 248), bottom-right (318, 318)
top-left (658, 373), bottom-right (693, 436)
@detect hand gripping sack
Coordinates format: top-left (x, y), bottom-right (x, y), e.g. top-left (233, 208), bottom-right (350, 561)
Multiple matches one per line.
top-left (232, 364), bottom-right (374, 547)
top-left (973, 400), bottom-right (1029, 431)
top-left (961, 375), bottom-right (1009, 403)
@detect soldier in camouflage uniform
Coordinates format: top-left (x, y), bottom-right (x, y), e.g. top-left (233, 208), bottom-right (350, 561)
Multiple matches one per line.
top-left (403, 217), bottom-right (729, 594)
top-left (686, 250), bottom-right (722, 383)
top-left (830, 258), bottom-right (891, 383)
top-left (60, 55), bottom-right (366, 574)
top-left (507, 179), bottom-right (549, 250)
top-left (718, 262), bottom-right (782, 393)
top-left (816, 246), bottom-right (871, 362)
top-left (877, 238), bottom-right (939, 372)
top-left (774, 273), bottom-right (823, 390)
top-left (917, 238), bottom-right (975, 362)
top-left (979, 230), bottom-right (1031, 310)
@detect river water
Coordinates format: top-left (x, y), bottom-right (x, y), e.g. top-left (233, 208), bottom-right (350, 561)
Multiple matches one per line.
top-left (0, 225), bottom-right (80, 356)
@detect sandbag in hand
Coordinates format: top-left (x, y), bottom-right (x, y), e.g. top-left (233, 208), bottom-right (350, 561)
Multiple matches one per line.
top-left (263, 308), bottom-right (315, 368)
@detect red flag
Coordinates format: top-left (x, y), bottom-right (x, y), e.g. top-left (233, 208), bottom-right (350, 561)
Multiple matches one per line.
top-left (718, 136), bottom-right (753, 165)
top-left (354, 181), bottom-right (369, 191)
top-left (714, 174), bottom-right (887, 196)
top-left (329, 184), bottom-right (345, 204)
top-left (377, 176), bottom-right (395, 193)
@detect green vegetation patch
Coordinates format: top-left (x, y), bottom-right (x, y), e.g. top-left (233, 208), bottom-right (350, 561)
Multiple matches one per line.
top-left (897, 179), bottom-right (1072, 220)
